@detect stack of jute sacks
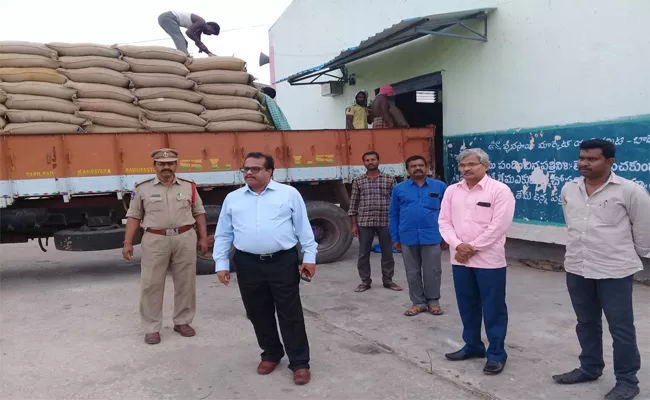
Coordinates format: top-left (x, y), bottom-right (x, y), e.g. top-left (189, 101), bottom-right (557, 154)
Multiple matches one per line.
top-left (0, 40), bottom-right (273, 134)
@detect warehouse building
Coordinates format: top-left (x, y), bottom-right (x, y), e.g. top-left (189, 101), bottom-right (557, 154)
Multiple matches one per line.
top-left (268, 0), bottom-right (650, 277)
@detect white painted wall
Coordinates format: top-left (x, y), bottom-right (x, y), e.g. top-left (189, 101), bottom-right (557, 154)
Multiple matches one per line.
top-left (269, 0), bottom-right (650, 244)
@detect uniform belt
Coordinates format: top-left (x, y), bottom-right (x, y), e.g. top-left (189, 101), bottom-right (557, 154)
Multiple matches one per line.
top-left (146, 225), bottom-right (193, 236)
top-left (236, 246), bottom-right (296, 261)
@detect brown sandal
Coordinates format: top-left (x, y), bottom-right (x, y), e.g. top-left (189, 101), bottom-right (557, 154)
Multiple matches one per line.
top-left (404, 305), bottom-right (426, 316)
top-left (428, 305), bottom-right (444, 315)
top-left (354, 283), bottom-right (371, 292)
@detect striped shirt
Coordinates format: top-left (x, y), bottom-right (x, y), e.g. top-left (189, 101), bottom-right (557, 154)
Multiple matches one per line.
top-left (348, 173), bottom-right (396, 227)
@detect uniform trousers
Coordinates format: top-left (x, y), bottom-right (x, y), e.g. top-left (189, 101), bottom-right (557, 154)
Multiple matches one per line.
top-left (140, 229), bottom-right (197, 332)
top-left (234, 247), bottom-right (310, 371)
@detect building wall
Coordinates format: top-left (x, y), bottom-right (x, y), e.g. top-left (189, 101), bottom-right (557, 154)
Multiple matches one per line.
top-left (269, 0), bottom-right (650, 245)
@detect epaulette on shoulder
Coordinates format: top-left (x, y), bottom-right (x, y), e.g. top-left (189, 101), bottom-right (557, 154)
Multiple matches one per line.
top-left (177, 177), bottom-right (195, 183)
top-left (134, 177), bottom-right (155, 187)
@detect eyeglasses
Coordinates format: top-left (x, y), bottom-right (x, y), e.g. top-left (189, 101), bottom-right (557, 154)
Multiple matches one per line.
top-left (240, 166), bottom-right (265, 174)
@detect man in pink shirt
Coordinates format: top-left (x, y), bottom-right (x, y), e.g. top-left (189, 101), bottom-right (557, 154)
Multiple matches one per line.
top-left (438, 148), bottom-right (515, 375)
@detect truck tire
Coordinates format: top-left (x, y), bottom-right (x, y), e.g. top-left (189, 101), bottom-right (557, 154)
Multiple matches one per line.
top-left (306, 201), bottom-right (353, 264)
top-left (196, 205), bottom-right (237, 275)
top-left (53, 225), bottom-right (142, 251)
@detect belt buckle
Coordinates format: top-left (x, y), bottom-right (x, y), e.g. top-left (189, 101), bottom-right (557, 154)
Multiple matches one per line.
top-left (259, 253), bottom-right (273, 260)
top-left (165, 228), bottom-right (179, 236)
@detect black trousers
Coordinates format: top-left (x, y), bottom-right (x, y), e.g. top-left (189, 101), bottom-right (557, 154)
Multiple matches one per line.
top-left (357, 226), bottom-right (395, 285)
top-left (234, 247), bottom-right (310, 371)
top-left (566, 272), bottom-right (640, 386)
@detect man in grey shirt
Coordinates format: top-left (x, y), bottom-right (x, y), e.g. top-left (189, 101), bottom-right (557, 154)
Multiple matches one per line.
top-left (553, 139), bottom-right (650, 400)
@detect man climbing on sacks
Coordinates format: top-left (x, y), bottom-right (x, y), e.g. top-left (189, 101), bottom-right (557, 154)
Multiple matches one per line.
top-left (122, 148), bottom-right (210, 345)
top-left (158, 11), bottom-right (220, 56)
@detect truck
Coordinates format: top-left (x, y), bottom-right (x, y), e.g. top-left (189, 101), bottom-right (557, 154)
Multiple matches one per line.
top-left (0, 127), bottom-right (434, 274)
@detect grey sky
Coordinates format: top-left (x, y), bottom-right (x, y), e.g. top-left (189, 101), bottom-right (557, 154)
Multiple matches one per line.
top-left (0, 0), bottom-right (292, 84)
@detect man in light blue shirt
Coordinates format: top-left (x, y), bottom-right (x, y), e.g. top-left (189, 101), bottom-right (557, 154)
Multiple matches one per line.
top-left (212, 152), bottom-right (317, 386)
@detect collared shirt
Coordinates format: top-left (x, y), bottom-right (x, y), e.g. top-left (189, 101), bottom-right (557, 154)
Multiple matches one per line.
top-left (561, 172), bottom-right (650, 279)
top-left (126, 175), bottom-right (206, 229)
top-left (346, 104), bottom-right (368, 129)
top-left (348, 173), bottom-right (396, 227)
top-left (388, 177), bottom-right (447, 246)
top-left (212, 180), bottom-right (318, 271)
top-left (257, 93), bottom-right (291, 130)
top-left (438, 175), bottom-right (515, 269)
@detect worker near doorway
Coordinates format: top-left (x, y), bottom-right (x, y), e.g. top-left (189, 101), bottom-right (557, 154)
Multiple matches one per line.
top-left (345, 91), bottom-right (371, 129)
top-left (158, 11), bottom-right (220, 56)
top-left (370, 85), bottom-right (395, 128)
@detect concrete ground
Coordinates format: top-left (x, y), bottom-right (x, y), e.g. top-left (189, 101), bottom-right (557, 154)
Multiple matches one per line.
top-left (1, 240), bottom-right (648, 400)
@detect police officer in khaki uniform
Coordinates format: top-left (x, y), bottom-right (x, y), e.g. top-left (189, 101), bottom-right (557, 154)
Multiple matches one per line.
top-left (122, 148), bottom-right (209, 344)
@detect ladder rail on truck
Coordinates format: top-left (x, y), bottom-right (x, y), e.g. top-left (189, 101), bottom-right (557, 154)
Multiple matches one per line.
top-left (0, 127), bottom-right (435, 274)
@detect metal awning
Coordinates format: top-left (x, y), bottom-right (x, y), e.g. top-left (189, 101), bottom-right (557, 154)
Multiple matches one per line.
top-left (275, 7), bottom-right (496, 86)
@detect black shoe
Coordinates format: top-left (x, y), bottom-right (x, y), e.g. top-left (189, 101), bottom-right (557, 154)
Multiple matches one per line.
top-left (483, 360), bottom-right (506, 375)
top-left (444, 348), bottom-right (485, 361)
top-left (605, 383), bottom-right (640, 400)
top-left (552, 368), bottom-right (599, 384)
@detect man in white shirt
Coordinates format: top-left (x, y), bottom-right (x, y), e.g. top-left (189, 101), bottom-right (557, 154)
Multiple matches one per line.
top-left (553, 139), bottom-right (650, 400)
top-left (158, 11), bottom-right (220, 56)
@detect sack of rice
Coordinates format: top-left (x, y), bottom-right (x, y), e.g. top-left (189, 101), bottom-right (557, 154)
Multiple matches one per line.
top-left (0, 81), bottom-right (76, 100)
top-left (57, 67), bottom-right (130, 88)
top-left (187, 56), bottom-right (246, 72)
top-left (74, 98), bottom-right (142, 118)
top-left (124, 72), bottom-right (195, 90)
top-left (5, 110), bottom-right (89, 125)
top-left (123, 57), bottom-right (189, 76)
top-left (64, 82), bottom-right (136, 103)
top-left (1, 122), bottom-right (84, 134)
top-left (139, 98), bottom-right (205, 114)
top-left (76, 111), bottom-right (143, 129)
top-left (0, 115), bottom-right (6, 130)
top-left (84, 125), bottom-right (148, 133)
top-left (58, 56), bottom-right (129, 72)
top-left (142, 110), bottom-right (206, 127)
top-left (5, 94), bottom-right (79, 114)
top-left (205, 121), bottom-right (272, 132)
top-left (0, 53), bottom-right (59, 69)
top-left (133, 87), bottom-right (202, 103)
top-left (0, 41), bottom-right (58, 59)
top-left (46, 42), bottom-right (119, 58)
top-left (0, 68), bottom-right (67, 84)
top-left (116, 45), bottom-right (188, 64)
top-left (0, 103), bottom-right (7, 117)
top-left (187, 70), bottom-right (252, 85)
top-left (142, 119), bottom-right (204, 133)
top-left (201, 95), bottom-right (260, 111)
top-left (0, 90), bottom-right (6, 103)
top-left (198, 83), bottom-right (258, 98)
top-left (201, 108), bottom-right (266, 124)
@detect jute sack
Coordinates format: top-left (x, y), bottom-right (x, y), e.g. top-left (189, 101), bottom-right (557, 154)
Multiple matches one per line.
top-left (139, 98), bottom-right (205, 114)
top-left (0, 81), bottom-right (76, 100)
top-left (84, 125), bottom-right (148, 133)
top-left (0, 53), bottom-right (59, 69)
top-left (0, 68), bottom-right (67, 84)
top-left (5, 94), bottom-right (79, 114)
top-left (142, 119), bottom-right (204, 133)
top-left (0, 90), bottom-right (6, 103)
top-left (0, 115), bottom-right (6, 130)
top-left (74, 98), bottom-right (142, 118)
top-left (134, 87), bottom-right (203, 103)
top-left (57, 67), bottom-right (130, 88)
top-left (142, 110), bottom-right (207, 127)
top-left (124, 72), bottom-right (196, 90)
top-left (0, 103), bottom-right (7, 116)
top-left (76, 111), bottom-right (143, 129)
top-left (187, 70), bottom-right (252, 85)
top-left (201, 109), bottom-right (266, 124)
top-left (58, 56), bottom-right (129, 72)
top-left (198, 83), bottom-right (258, 98)
top-left (205, 121), bottom-right (272, 132)
top-left (1, 122), bottom-right (84, 134)
top-left (187, 56), bottom-right (246, 72)
top-left (5, 110), bottom-right (89, 125)
top-left (116, 45), bottom-right (188, 64)
top-left (64, 82), bottom-right (136, 103)
top-left (123, 57), bottom-right (189, 76)
top-left (201, 95), bottom-right (260, 111)
top-left (46, 42), bottom-right (120, 58)
top-left (0, 41), bottom-right (58, 59)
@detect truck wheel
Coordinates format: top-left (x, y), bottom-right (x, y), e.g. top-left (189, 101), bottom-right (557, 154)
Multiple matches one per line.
top-left (306, 201), bottom-right (353, 264)
top-left (196, 205), bottom-right (237, 275)
top-left (53, 225), bottom-right (142, 251)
